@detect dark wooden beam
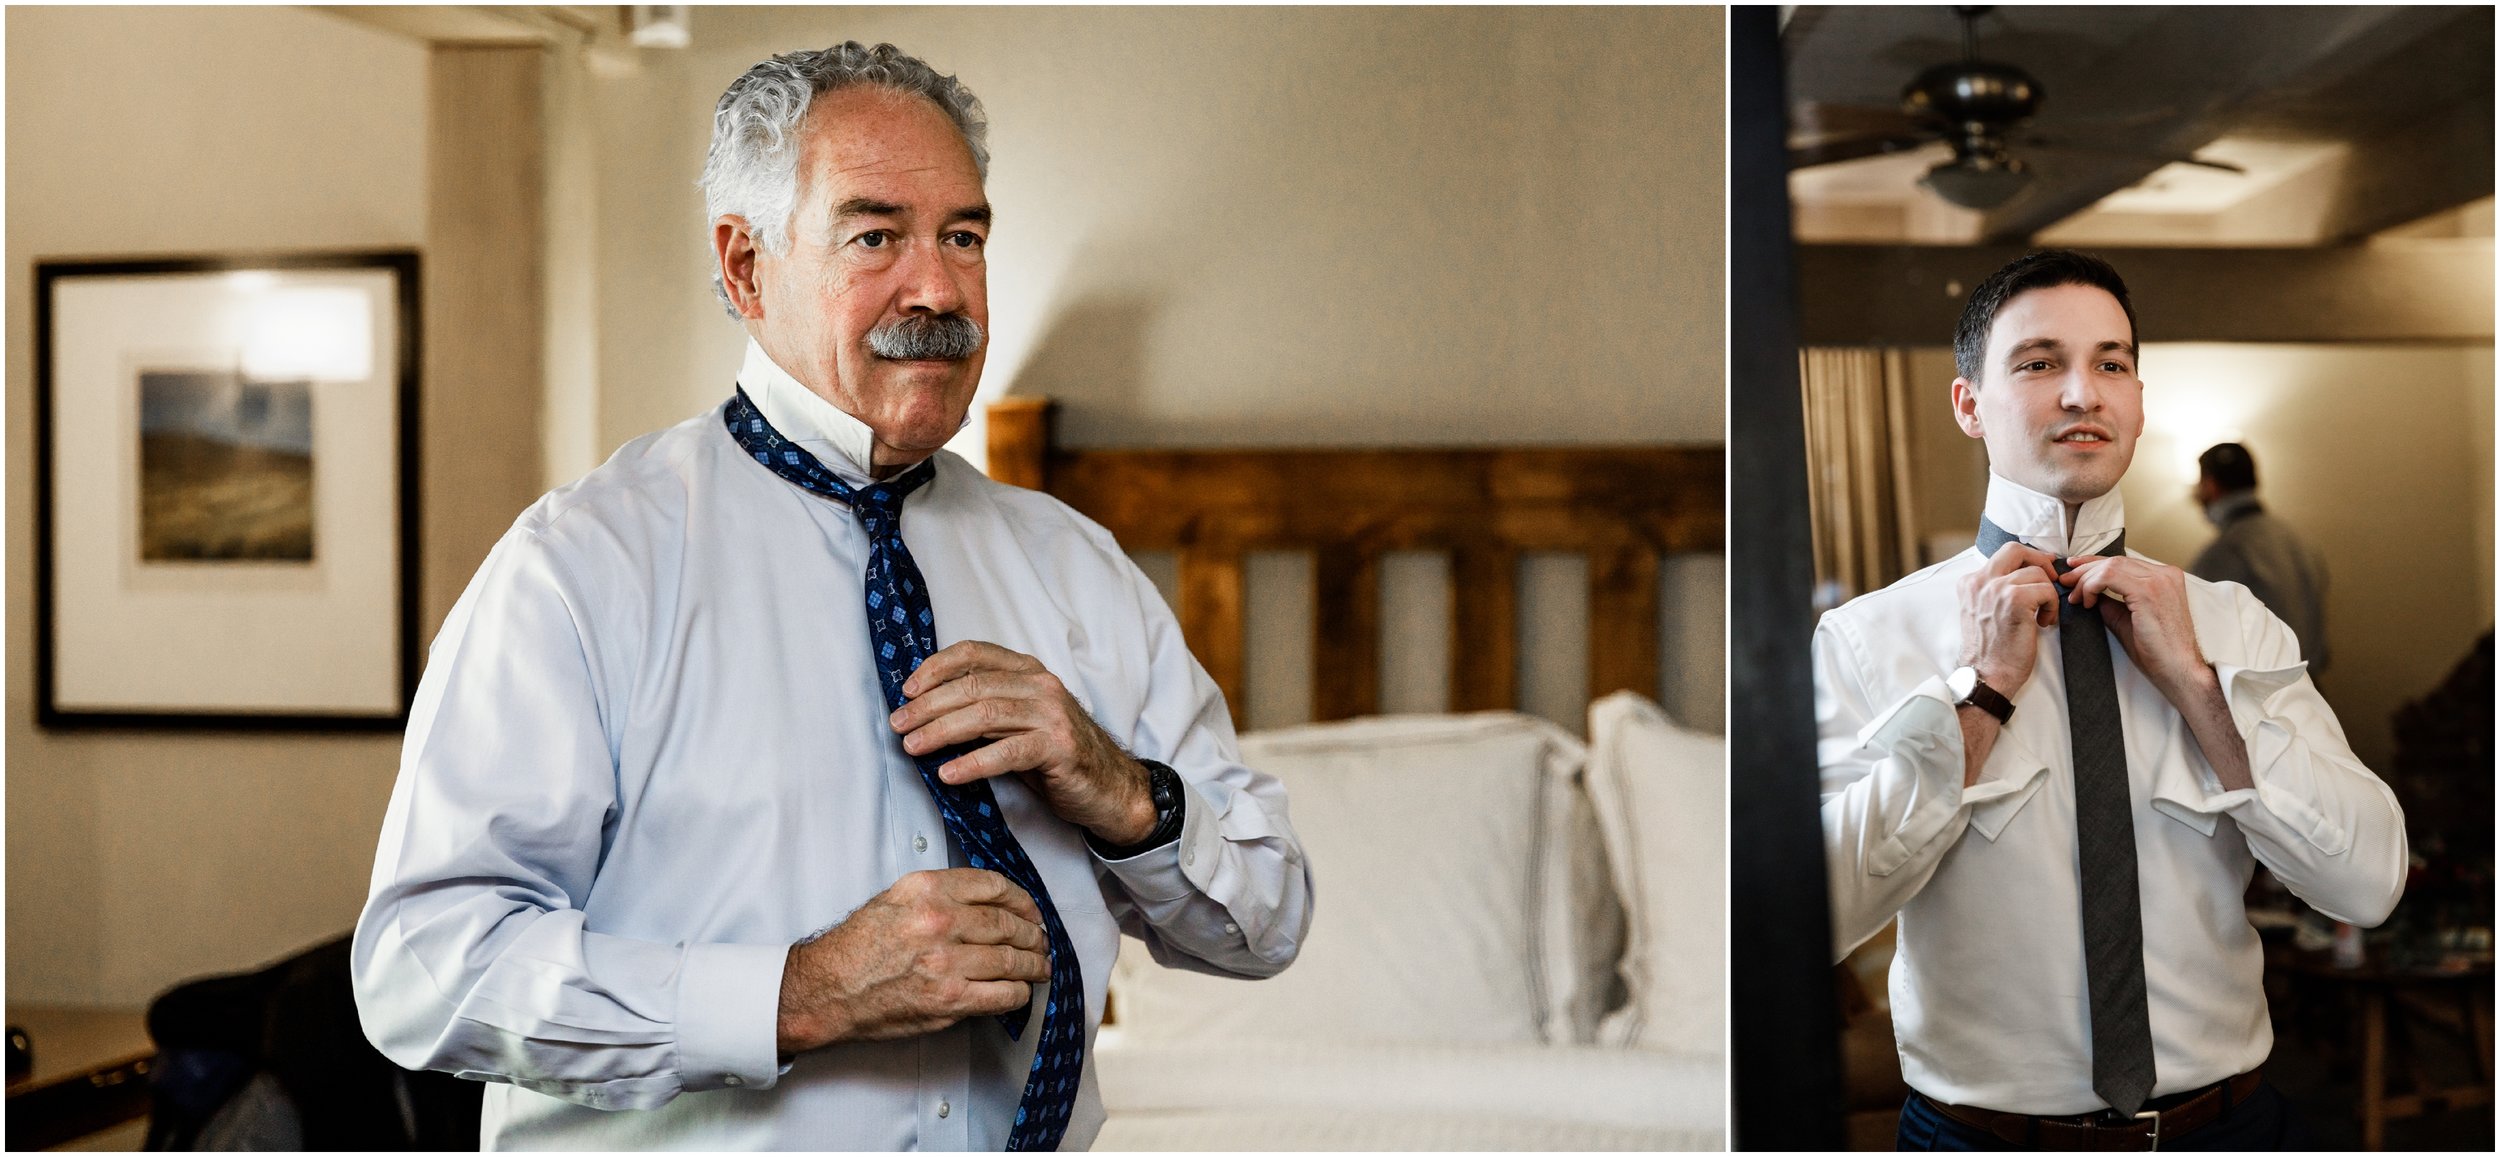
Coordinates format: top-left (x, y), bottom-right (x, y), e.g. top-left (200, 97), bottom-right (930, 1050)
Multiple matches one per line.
top-left (1799, 244), bottom-right (2494, 347)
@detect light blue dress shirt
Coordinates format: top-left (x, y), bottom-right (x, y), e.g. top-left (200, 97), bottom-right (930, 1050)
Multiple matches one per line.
top-left (352, 343), bottom-right (1313, 1149)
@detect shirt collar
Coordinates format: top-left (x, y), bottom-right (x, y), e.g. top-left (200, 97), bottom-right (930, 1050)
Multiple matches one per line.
top-left (2204, 489), bottom-right (2262, 528)
top-left (737, 339), bottom-right (881, 489)
top-left (1981, 470), bottom-right (2126, 558)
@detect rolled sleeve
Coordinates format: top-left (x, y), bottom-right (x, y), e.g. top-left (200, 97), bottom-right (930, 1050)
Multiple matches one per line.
top-left (1101, 766), bottom-right (1310, 977)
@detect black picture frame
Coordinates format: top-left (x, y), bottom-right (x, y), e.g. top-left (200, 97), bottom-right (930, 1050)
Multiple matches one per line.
top-left (34, 250), bottom-right (422, 731)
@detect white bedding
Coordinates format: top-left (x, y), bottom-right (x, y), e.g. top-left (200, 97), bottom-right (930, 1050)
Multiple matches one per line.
top-left (1090, 1037), bottom-right (1725, 1151)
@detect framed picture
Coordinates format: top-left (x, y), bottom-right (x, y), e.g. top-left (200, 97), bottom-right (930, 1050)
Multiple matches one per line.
top-left (35, 252), bottom-right (420, 729)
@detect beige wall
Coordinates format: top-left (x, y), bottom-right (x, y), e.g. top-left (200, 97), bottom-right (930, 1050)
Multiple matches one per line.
top-left (6, 6), bottom-right (427, 1006)
top-left (2120, 342), bottom-right (2493, 772)
top-left (1886, 341), bottom-right (2493, 774)
top-left (571, 6), bottom-right (1725, 465)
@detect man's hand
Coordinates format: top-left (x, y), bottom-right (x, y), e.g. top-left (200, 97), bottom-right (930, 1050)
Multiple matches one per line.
top-left (777, 869), bottom-right (1051, 1055)
top-left (2063, 554), bottom-right (2253, 791)
top-left (2062, 555), bottom-right (2210, 704)
top-left (889, 641), bottom-right (1157, 846)
top-left (1958, 541), bottom-right (2064, 696)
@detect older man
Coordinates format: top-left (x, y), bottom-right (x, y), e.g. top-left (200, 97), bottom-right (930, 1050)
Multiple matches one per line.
top-left (1816, 250), bottom-right (2404, 1150)
top-left (353, 43), bottom-right (1312, 1150)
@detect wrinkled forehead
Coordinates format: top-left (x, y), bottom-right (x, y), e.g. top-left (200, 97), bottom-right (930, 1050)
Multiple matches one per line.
top-left (795, 86), bottom-right (983, 193)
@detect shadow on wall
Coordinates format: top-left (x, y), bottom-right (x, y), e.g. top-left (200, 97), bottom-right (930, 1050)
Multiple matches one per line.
top-left (1006, 295), bottom-right (1157, 438)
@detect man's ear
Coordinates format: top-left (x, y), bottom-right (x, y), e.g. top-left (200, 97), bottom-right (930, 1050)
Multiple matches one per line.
top-left (1950, 377), bottom-right (1985, 440)
top-left (712, 216), bottom-right (765, 320)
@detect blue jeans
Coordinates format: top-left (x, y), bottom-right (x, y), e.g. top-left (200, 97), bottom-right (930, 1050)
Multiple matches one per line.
top-left (1897, 1083), bottom-right (2313, 1151)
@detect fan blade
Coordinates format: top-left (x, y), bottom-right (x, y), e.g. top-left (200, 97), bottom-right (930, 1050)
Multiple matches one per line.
top-left (1790, 101), bottom-right (1929, 142)
top-left (1789, 134), bottom-right (1934, 170)
top-left (2017, 138), bottom-right (2247, 174)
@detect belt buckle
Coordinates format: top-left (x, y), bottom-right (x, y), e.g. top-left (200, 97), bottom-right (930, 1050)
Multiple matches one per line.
top-left (2131, 1108), bottom-right (2161, 1152)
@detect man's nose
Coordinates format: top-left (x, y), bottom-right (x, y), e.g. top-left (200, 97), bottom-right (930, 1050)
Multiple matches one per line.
top-left (2058, 368), bottom-right (2102, 411)
top-left (896, 239), bottom-right (968, 316)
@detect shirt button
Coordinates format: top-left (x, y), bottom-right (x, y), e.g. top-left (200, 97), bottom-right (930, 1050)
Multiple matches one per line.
top-left (1224, 921), bottom-right (1238, 934)
top-left (1183, 847), bottom-right (1196, 867)
top-left (914, 834), bottom-right (929, 854)
top-left (937, 1098), bottom-right (951, 1118)
top-left (723, 1074), bottom-right (743, 1088)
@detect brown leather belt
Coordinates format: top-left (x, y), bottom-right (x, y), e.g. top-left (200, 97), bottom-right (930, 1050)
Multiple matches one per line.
top-left (1924, 1070), bottom-right (2265, 1151)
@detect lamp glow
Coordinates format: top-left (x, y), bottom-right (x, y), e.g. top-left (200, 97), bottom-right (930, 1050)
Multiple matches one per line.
top-left (241, 287), bottom-right (373, 382)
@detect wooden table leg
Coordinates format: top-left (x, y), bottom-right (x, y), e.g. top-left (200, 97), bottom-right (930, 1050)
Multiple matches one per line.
top-left (2362, 988), bottom-right (2387, 1151)
top-left (2472, 986), bottom-right (2494, 1085)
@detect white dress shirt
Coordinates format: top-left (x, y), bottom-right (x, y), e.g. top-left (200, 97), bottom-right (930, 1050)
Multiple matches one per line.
top-left (353, 341), bottom-right (1314, 1150)
top-left (1816, 472), bottom-right (2405, 1115)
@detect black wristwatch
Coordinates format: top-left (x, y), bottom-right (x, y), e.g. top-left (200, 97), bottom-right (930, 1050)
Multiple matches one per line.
top-left (1088, 759), bottom-right (1186, 860)
top-left (1948, 665), bottom-right (2016, 726)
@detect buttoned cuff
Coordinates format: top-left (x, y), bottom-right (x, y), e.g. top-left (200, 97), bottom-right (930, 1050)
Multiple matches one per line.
top-left (675, 942), bottom-right (788, 1093)
top-left (1855, 676), bottom-right (2050, 873)
top-left (2148, 662), bottom-right (2343, 852)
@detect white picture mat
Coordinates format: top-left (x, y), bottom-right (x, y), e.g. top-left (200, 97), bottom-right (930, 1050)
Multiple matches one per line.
top-left (50, 268), bottom-right (402, 714)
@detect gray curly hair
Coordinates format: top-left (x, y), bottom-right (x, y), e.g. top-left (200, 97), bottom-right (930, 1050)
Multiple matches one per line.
top-left (700, 42), bottom-right (990, 316)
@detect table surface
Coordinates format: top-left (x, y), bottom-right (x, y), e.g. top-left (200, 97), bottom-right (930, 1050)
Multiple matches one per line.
top-left (5, 1006), bottom-right (153, 1092)
top-left (2275, 948), bottom-right (2496, 984)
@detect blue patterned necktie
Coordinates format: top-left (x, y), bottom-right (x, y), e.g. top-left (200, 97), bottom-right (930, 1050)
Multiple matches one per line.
top-left (1975, 519), bottom-right (2154, 1117)
top-left (725, 389), bottom-right (1085, 1150)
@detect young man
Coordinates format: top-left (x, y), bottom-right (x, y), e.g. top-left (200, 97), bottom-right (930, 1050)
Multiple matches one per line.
top-left (1817, 249), bottom-right (2404, 1151)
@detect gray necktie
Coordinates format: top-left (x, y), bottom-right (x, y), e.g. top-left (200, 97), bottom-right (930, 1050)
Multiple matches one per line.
top-left (1975, 519), bottom-right (2156, 1118)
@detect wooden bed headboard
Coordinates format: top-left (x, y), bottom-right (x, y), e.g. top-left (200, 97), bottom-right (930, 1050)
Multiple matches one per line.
top-left (985, 397), bottom-right (1722, 727)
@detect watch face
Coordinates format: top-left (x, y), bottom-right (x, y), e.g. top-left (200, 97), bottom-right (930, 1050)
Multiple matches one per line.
top-left (1947, 665), bottom-right (1978, 701)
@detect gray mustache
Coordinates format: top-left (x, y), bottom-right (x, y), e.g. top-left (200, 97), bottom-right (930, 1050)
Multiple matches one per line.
top-left (867, 314), bottom-right (984, 361)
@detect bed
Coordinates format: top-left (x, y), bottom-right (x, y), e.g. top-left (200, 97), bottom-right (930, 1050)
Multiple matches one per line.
top-left (986, 398), bottom-right (1728, 1150)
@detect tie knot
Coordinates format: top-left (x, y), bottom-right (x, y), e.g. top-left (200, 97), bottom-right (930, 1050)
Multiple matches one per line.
top-left (847, 459), bottom-right (936, 523)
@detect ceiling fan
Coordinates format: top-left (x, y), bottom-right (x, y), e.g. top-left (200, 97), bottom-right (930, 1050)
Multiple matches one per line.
top-left (1788, 6), bottom-right (2245, 211)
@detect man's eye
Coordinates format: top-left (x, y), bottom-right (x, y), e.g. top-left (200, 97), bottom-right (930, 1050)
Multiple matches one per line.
top-left (856, 231), bottom-right (890, 249)
top-left (946, 231), bottom-right (984, 249)
top-left (2020, 360), bottom-right (2051, 373)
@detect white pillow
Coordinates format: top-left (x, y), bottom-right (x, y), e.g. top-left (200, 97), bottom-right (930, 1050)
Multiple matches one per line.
top-left (1545, 757), bottom-right (1629, 1043)
top-left (1110, 712), bottom-right (1585, 1046)
top-left (1586, 691), bottom-right (1725, 1055)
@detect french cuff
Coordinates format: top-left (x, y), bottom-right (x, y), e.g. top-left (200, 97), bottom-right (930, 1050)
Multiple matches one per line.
top-left (2150, 661), bottom-right (2345, 853)
top-left (1095, 778), bottom-right (1215, 903)
top-left (674, 941), bottom-right (788, 1093)
top-left (1854, 677), bottom-right (2044, 874)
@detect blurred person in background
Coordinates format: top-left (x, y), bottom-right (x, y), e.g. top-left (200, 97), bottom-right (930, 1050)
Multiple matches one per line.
top-left (1816, 249), bottom-right (2405, 1151)
top-left (2190, 442), bottom-right (2331, 678)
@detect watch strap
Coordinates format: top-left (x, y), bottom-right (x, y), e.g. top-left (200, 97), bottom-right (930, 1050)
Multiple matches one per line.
top-left (1088, 759), bottom-right (1186, 859)
top-left (1958, 675), bottom-right (2016, 725)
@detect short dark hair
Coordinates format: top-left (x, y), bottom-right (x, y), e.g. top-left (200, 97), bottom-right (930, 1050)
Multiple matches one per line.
top-left (2198, 442), bottom-right (2258, 492)
top-left (1953, 248), bottom-right (2139, 383)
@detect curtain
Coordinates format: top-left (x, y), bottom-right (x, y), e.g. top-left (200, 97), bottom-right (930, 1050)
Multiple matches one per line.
top-left (1799, 347), bottom-right (1921, 605)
